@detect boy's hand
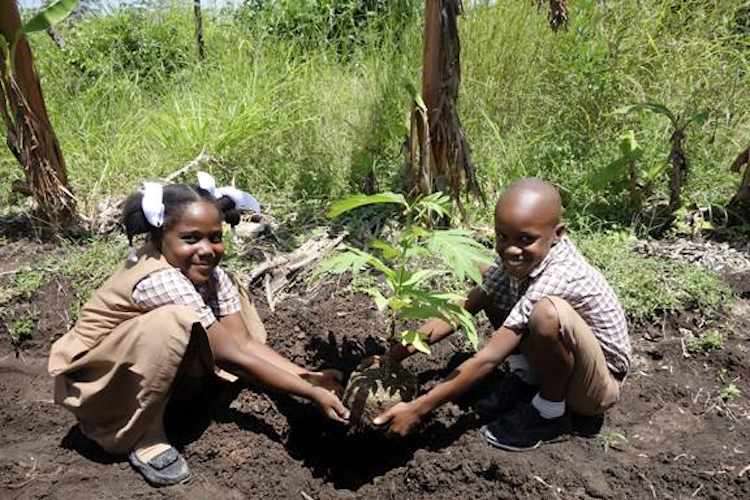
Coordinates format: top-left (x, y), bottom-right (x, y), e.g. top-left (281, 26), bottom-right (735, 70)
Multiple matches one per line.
top-left (311, 387), bottom-right (350, 423)
top-left (373, 401), bottom-right (423, 437)
top-left (302, 369), bottom-right (344, 396)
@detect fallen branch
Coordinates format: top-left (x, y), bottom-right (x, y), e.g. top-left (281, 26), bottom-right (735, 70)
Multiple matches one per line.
top-left (246, 232), bottom-right (347, 312)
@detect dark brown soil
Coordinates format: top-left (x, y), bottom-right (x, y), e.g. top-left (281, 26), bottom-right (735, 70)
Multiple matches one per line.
top-left (1, 244), bottom-right (749, 499)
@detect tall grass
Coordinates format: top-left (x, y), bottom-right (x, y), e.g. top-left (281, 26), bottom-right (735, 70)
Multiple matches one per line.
top-left (2, 0), bottom-right (749, 229)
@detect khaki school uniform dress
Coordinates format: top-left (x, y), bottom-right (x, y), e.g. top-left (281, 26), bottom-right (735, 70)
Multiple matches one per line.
top-left (48, 244), bottom-right (265, 454)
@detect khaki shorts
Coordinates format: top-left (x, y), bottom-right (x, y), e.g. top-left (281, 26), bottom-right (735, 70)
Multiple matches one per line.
top-left (539, 296), bottom-right (621, 415)
top-left (486, 296), bottom-right (622, 416)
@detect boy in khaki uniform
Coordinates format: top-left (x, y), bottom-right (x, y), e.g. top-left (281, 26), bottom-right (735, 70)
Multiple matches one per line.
top-left (373, 178), bottom-right (631, 450)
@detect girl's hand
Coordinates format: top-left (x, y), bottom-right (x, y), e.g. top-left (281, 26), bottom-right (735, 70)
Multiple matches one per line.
top-left (301, 369), bottom-right (344, 396)
top-left (311, 387), bottom-right (350, 423)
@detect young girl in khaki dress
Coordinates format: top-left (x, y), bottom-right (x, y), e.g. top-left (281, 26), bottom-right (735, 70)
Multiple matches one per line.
top-left (48, 179), bottom-right (349, 486)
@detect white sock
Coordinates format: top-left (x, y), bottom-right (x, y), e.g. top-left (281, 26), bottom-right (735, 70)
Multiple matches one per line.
top-left (531, 393), bottom-right (565, 419)
top-left (507, 354), bottom-right (539, 385)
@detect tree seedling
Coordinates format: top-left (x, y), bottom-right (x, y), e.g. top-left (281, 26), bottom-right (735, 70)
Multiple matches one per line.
top-left (320, 191), bottom-right (492, 428)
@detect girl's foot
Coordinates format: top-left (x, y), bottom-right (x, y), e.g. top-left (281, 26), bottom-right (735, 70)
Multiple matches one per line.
top-left (129, 443), bottom-right (191, 487)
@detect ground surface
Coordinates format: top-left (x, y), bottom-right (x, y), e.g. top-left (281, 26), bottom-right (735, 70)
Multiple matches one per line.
top-left (1, 240), bottom-right (749, 500)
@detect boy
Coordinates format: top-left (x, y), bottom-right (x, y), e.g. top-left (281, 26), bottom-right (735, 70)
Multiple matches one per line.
top-left (372, 178), bottom-right (631, 451)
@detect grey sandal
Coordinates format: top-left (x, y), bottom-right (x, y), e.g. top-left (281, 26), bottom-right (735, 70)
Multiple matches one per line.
top-left (128, 446), bottom-right (191, 487)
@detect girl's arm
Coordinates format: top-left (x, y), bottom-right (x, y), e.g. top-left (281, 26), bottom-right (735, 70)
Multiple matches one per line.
top-left (218, 312), bottom-right (343, 394)
top-left (205, 320), bottom-right (349, 422)
top-left (219, 312), bottom-right (306, 374)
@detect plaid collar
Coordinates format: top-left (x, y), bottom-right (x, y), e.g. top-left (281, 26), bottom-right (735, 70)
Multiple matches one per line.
top-left (513, 236), bottom-right (573, 282)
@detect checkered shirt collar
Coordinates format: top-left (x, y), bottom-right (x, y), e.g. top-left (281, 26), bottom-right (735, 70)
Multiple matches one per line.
top-left (525, 236), bottom-right (573, 280)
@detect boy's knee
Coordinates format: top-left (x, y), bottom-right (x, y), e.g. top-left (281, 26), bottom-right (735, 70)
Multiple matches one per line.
top-left (528, 298), bottom-right (560, 340)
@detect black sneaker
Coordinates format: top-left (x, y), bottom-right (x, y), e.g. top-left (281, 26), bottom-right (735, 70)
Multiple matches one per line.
top-left (480, 402), bottom-right (571, 451)
top-left (475, 374), bottom-right (537, 419)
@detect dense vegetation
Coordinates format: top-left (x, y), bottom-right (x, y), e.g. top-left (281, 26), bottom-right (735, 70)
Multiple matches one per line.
top-left (0, 0), bottom-right (744, 325)
top-left (2, 0), bottom-right (747, 224)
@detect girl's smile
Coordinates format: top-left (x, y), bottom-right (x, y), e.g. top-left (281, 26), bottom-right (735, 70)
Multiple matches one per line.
top-left (159, 201), bottom-right (225, 285)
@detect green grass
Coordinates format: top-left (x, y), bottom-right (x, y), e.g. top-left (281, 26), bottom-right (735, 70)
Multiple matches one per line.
top-left (1, 0), bottom-right (747, 228)
top-left (577, 231), bottom-right (732, 322)
top-left (0, 0), bottom-right (746, 335)
top-left (0, 237), bottom-right (127, 326)
top-left (719, 383), bottom-right (742, 402)
top-left (686, 330), bottom-right (724, 354)
top-left (8, 316), bottom-right (36, 345)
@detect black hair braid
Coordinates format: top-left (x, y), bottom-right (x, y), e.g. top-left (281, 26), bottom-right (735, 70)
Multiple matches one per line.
top-left (121, 191), bottom-right (152, 247)
top-left (215, 195), bottom-right (241, 227)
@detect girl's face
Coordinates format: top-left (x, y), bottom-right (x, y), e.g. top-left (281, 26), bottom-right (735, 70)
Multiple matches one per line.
top-left (160, 200), bottom-right (224, 285)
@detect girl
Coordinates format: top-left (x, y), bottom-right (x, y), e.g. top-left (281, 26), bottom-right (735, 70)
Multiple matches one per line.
top-left (48, 177), bottom-right (349, 486)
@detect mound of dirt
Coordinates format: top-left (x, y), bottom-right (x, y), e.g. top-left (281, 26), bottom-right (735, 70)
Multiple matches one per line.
top-left (343, 357), bottom-right (418, 430)
top-left (1, 242), bottom-right (749, 499)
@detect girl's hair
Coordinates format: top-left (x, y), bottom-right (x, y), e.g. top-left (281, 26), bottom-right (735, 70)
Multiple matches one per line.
top-left (121, 183), bottom-right (241, 244)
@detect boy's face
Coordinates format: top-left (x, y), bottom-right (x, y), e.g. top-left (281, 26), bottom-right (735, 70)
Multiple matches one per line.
top-left (161, 201), bottom-right (225, 285)
top-left (494, 197), bottom-right (564, 279)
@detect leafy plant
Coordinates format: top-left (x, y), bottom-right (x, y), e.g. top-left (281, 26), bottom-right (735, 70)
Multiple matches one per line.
top-left (615, 102), bottom-right (708, 212)
top-left (8, 316), bottom-right (35, 345)
top-left (686, 330), bottom-right (723, 354)
top-left (595, 430), bottom-right (627, 453)
top-left (719, 383), bottom-right (741, 402)
top-left (320, 192), bottom-right (492, 354)
top-left (594, 130), bottom-right (660, 212)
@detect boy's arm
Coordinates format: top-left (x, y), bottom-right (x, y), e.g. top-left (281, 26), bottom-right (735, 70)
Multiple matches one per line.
top-left (374, 326), bottom-right (522, 436)
top-left (388, 285), bottom-right (489, 362)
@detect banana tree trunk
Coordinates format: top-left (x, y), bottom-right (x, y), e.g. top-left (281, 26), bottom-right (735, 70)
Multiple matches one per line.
top-left (727, 146), bottom-right (750, 223)
top-left (407, 0), bottom-right (482, 213)
top-left (0, 0), bottom-right (76, 227)
top-left (668, 128), bottom-right (687, 211)
top-left (193, 0), bottom-right (205, 60)
top-left (548, 0), bottom-right (568, 30)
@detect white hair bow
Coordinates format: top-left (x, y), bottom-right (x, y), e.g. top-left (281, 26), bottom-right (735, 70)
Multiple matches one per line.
top-left (141, 182), bottom-right (165, 228)
top-left (197, 171), bottom-right (261, 214)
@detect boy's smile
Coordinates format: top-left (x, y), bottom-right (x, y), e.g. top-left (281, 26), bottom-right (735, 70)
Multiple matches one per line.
top-left (494, 180), bottom-right (565, 279)
top-left (160, 201), bottom-right (225, 285)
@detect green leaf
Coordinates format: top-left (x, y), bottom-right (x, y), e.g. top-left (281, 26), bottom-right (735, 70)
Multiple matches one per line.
top-left (22, 0), bottom-right (79, 34)
top-left (316, 248), bottom-right (372, 276)
top-left (400, 330), bottom-right (431, 355)
top-left (615, 102), bottom-right (678, 126)
top-left (425, 229), bottom-right (494, 284)
top-left (402, 269), bottom-right (443, 288)
top-left (327, 192), bottom-right (407, 219)
top-left (369, 239), bottom-right (400, 261)
top-left (415, 192), bottom-right (452, 221)
top-left (368, 288), bottom-right (389, 312)
top-left (688, 111), bottom-right (708, 126)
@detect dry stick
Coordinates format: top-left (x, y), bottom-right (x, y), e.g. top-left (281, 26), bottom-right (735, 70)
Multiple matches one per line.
top-left (163, 150), bottom-right (212, 183)
top-left (638, 473), bottom-right (657, 499)
top-left (738, 463), bottom-right (750, 478)
top-left (299, 492), bottom-right (315, 500)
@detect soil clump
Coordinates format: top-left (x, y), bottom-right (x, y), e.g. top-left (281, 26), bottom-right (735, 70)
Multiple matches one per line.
top-left (1, 240), bottom-right (749, 499)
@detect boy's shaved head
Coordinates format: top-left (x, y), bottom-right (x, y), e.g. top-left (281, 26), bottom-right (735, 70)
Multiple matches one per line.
top-left (493, 178), bottom-right (565, 279)
top-left (495, 178), bottom-right (562, 228)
